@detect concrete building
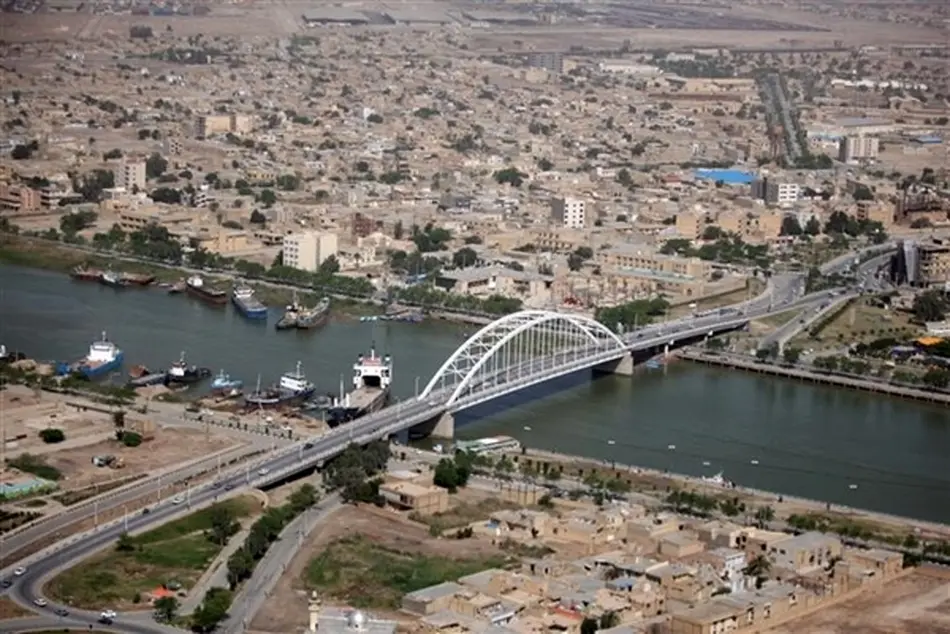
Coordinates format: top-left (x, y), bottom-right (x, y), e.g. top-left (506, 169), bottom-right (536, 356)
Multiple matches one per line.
top-left (550, 197), bottom-right (587, 229)
top-left (115, 160), bottom-right (147, 193)
top-left (308, 592), bottom-right (395, 634)
top-left (378, 479), bottom-right (449, 515)
top-left (283, 230), bottom-right (339, 272)
top-left (434, 266), bottom-right (553, 302)
top-left (195, 113), bottom-right (253, 138)
top-left (838, 135), bottom-right (880, 163)
top-left (675, 210), bottom-right (705, 240)
top-left (0, 183), bottom-right (41, 214)
top-left (750, 177), bottom-right (800, 206)
top-left (526, 52), bottom-right (564, 74)
top-left (766, 532), bottom-right (843, 575)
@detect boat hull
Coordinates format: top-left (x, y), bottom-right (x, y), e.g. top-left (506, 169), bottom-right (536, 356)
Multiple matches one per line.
top-left (186, 285), bottom-right (227, 306)
top-left (244, 386), bottom-right (315, 409)
top-left (211, 380), bottom-right (244, 394)
top-left (325, 388), bottom-right (390, 427)
top-left (296, 310), bottom-right (329, 329)
top-left (78, 350), bottom-right (125, 379)
top-left (231, 295), bottom-right (268, 320)
top-left (275, 317), bottom-right (297, 330)
top-left (99, 276), bottom-right (129, 289)
top-left (165, 368), bottom-right (212, 385)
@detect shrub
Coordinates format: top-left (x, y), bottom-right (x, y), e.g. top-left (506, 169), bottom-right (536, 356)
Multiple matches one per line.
top-left (38, 428), bottom-right (65, 444)
top-left (120, 431), bottom-right (143, 447)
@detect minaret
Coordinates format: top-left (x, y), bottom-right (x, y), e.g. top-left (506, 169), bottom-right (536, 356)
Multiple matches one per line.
top-left (308, 590), bottom-right (321, 633)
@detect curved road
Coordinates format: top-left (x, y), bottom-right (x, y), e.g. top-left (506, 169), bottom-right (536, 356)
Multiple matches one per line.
top-left (0, 245), bottom-right (895, 633)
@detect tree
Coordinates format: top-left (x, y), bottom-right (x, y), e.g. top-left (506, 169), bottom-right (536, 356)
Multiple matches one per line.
top-left (433, 458), bottom-right (462, 492)
top-left (145, 152), bottom-right (168, 179)
top-left (599, 611), bottom-right (620, 629)
top-left (318, 255), bottom-right (340, 275)
top-left (226, 547), bottom-right (254, 590)
top-left (567, 253), bottom-right (584, 271)
top-left (780, 215), bottom-right (802, 236)
top-left (580, 617), bottom-right (599, 634)
top-left (190, 587), bottom-right (231, 632)
top-left (702, 225), bottom-right (724, 241)
top-left (259, 189), bottom-right (277, 207)
top-left (115, 532), bottom-right (136, 552)
top-left (11, 144), bottom-right (34, 160)
top-left (207, 504), bottom-right (240, 546)
top-left (120, 431), bottom-right (142, 447)
top-left (754, 505), bottom-right (775, 527)
top-left (249, 209), bottom-right (267, 225)
top-left (913, 290), bottom-right (946, 323)
top-left (803, 216), bottom-right (821, 236)
top-left (452, 247), bottom-right (478, 269)
top-left (153, 596), bottom-right (179, 623)
top-left (782, 347), bottom-right (802, 365)
top-left (288, 483), bottom-right (319, 513)
top-left (38, 428), bottom-right (65, 444)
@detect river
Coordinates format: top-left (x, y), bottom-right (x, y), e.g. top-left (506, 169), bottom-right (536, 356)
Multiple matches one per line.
top-left (2, 265), bottom-right (950, 523)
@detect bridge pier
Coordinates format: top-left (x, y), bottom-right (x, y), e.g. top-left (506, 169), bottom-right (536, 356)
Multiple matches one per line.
top-left (409, 411), bottom-right (455, 440)
top-left (594, 352), bottom-right (635, 376)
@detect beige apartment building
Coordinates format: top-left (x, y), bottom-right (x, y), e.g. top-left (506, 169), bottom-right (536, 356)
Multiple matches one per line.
top-left (716, 210), bottom-right (783, 242)
top-left (195, 113), bottom-right (253, 138)
top-left (282, 230), bottom-right (338, 272)
top-left (550, 196), bottom-right (587, 229)
top-left (918, 242), bottom-right (950, 284)
top-left (0, 183), bottom-right (41, 214)
top-left (114, 160), bottom-right (147, 192)
top-left (597, 244), bottom-right (712, 279)
top-left (117, 207), bottom-right (194, 233)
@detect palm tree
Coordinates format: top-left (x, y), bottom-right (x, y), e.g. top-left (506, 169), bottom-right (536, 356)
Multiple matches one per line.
top-left (744, 555), bottom-right (771, 579)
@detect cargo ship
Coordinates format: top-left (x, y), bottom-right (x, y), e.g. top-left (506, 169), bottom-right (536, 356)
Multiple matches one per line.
top-left (231, 284), bottom-right (268, 320)
top-left (185, 275), bottom-right (227, 305)
top-left (120, 272), bottom-right (156, 286)
top-left (325, 346), bottom-right (392, 427)
top-left (296, 297), bottom-right (330, 329)
top-left (98, 270), bottom-right (129, 288)
top-left (275, 292), bottom-right (302, 330)
top-left (71, 265), bottom-right (103, 281)
top-left (164, 351), bottom-right (211, 386)
top-left (56, 332), bottom-right (124, 379)
top-left (244, 362), bottom-right (315, 409)
top-left (211, 369), bottom-right (243, 394)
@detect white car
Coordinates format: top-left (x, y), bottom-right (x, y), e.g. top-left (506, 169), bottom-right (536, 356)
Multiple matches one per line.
top-left (13, 567), bottom-right (25, 576)
top-left (101, 609), bottom-right (117, 619)
top-left (258, 467), bottom-right (270, 476)
top-left (172, 495), bottom-right (185, 505)
top-left (34, 598), bottom-right (47, 607)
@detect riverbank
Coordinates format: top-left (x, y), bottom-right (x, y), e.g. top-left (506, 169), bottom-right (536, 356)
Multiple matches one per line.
top-left (677, 348), bottom-right (950, 405)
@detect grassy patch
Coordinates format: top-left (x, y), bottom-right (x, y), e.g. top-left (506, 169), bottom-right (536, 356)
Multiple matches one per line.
top-left (46, 496), bottom-right (258, 609)
top-left (20, 498), bottom-right (48, 507)
top-left (7, 453), bottom-right (61, 481)
top-left (304, 535), bottom-right (510, 609)
top-left (0, 596), bottom-right (31, 618)
top-left (412, 498), bottom-right (518, 532)
top-left (753, 309), bottom-right (802, 329)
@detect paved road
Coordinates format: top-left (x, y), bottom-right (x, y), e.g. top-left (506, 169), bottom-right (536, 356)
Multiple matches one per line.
top-left (0, 244), bottom-right (896, 634)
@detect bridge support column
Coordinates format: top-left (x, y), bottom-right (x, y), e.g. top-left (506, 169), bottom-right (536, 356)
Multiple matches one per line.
top-left (409, 411), bottom-right (455, 440)
top-left (595, 352), bottom-right (635, 376)
top-left (664, 344), bottom-right (670, 360)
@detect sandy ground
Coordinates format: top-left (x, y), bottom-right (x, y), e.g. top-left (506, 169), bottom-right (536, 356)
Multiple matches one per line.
top-left (250, 503), bottom-right (504, 633)
top-left (767, 570), bottom-right (950, 634)
top-left (43, 426), bottom-right (240, 489)
top-left (0, 386), bottom-right (114, 453)
top-left (0, 596), bottom-right (32, 619)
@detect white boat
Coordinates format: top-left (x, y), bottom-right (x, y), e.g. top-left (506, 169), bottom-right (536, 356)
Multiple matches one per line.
top-left (702, 471), bottom-right (729, 486)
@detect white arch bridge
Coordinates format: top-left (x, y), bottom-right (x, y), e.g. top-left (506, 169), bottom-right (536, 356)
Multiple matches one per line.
top-left (419, 309), bottom-right (629, 411)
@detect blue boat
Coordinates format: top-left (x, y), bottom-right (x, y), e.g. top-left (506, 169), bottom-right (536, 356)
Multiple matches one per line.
top-left (211, 369), bottom-right (243, 394)
top-left (57, 332), bottom-right (124, 379)
top-left (231, 284), bottom-right (268, 320)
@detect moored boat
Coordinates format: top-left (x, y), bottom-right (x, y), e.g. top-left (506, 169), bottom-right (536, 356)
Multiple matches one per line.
top-left (120, 272), bottom-right (156, 286)
top-left (231, 284), bottom-right (268, 320)
top-left (185, 275), bottom-right (227, 305)
top-left (296, 297), bottom-right (330, 329)
top-left (164, 351), bottom-right (212, 386)
top-left (56, 332), bottom-right (124, 379)
top-left (211, 369), bottom-right (243, 394)
top-left (243, 362), bottom-right (315, 409)
top-left (275, 293), bottom-right (301, 330)
top-left (325, 345), bottom-right (392, 427)
top-left (70, 265), bottom-right (103, 281)
top-left (99, 270), bottom-right (129, 288)
top-left (168, 281), bottom-right (186, 294)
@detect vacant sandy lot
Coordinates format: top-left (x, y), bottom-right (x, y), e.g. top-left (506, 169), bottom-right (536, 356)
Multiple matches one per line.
top-left (250, 503), bottom-right (504, 633)
top-left (43, 426), bottom-right (240, 489)
top-left (767, 570), bottom-right (950, 634)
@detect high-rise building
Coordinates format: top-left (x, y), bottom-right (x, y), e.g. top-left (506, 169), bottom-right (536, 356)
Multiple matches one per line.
top-left (751, 177), bottom-right (800, 205)
top-left (282, 230), bottom-right (339, 272)
top-left (550, 197), bottom-right (586, 229)
top-left (115, 160), bottom-right (147, 193)
top-left (838, 135), bottom-right (879, 164)
top-left (0, 184), bottom-right (41, 214)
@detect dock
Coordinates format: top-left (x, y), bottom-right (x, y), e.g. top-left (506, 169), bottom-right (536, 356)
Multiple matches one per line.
top-left (677, 349), bottom-right (950, 405)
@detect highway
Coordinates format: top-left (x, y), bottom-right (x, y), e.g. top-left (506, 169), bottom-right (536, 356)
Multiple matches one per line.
top-left (0, 244), bottom-right (896, 633)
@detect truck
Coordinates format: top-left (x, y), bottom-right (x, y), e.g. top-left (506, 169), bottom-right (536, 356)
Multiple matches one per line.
top-left (99, 609), bottom-right (116, 624)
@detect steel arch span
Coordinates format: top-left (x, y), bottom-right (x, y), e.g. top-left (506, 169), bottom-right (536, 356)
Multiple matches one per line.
top-left (419, 310), bottom-right (627, 408)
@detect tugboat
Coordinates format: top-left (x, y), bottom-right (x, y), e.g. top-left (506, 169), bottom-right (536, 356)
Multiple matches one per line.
top-left (296, 297), bottom-right (330, 329)
top-left (210, 369), bottom-right (243, 394)
top-left (325, 345), bottom-right (392, 427)
top-left (120, 272), bottom-right (156, 287)
top-left (164, 351), bottom-right (212, 386)
top-left (275, 293), bottom-right (301, 330)
top-left (185, 275), bottom-right (227, 306)
top-left (243, 362), bottom-right (315, 409)
top-left (231, 284), bottom-right (268, 320)
top-left (99, 270), bottom-right (129, 288)
top-left (56, 332), bottom-right (124, 379)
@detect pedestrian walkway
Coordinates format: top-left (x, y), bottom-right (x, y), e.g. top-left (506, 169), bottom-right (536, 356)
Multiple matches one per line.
top-left (179, 525), bottom-right (252, 615)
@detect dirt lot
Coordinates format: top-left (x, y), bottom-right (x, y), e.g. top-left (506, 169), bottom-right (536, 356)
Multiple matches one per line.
top-left (0, 386), bottom-right (113, 453)
top-left (43, 426), bottom-right (240, 489)
top-left (250, 503), bottom-right (507, 633)
top-left (767, 571), bottom-right (950, 634)
top-left (0, 596), bottom-right (31, 619)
